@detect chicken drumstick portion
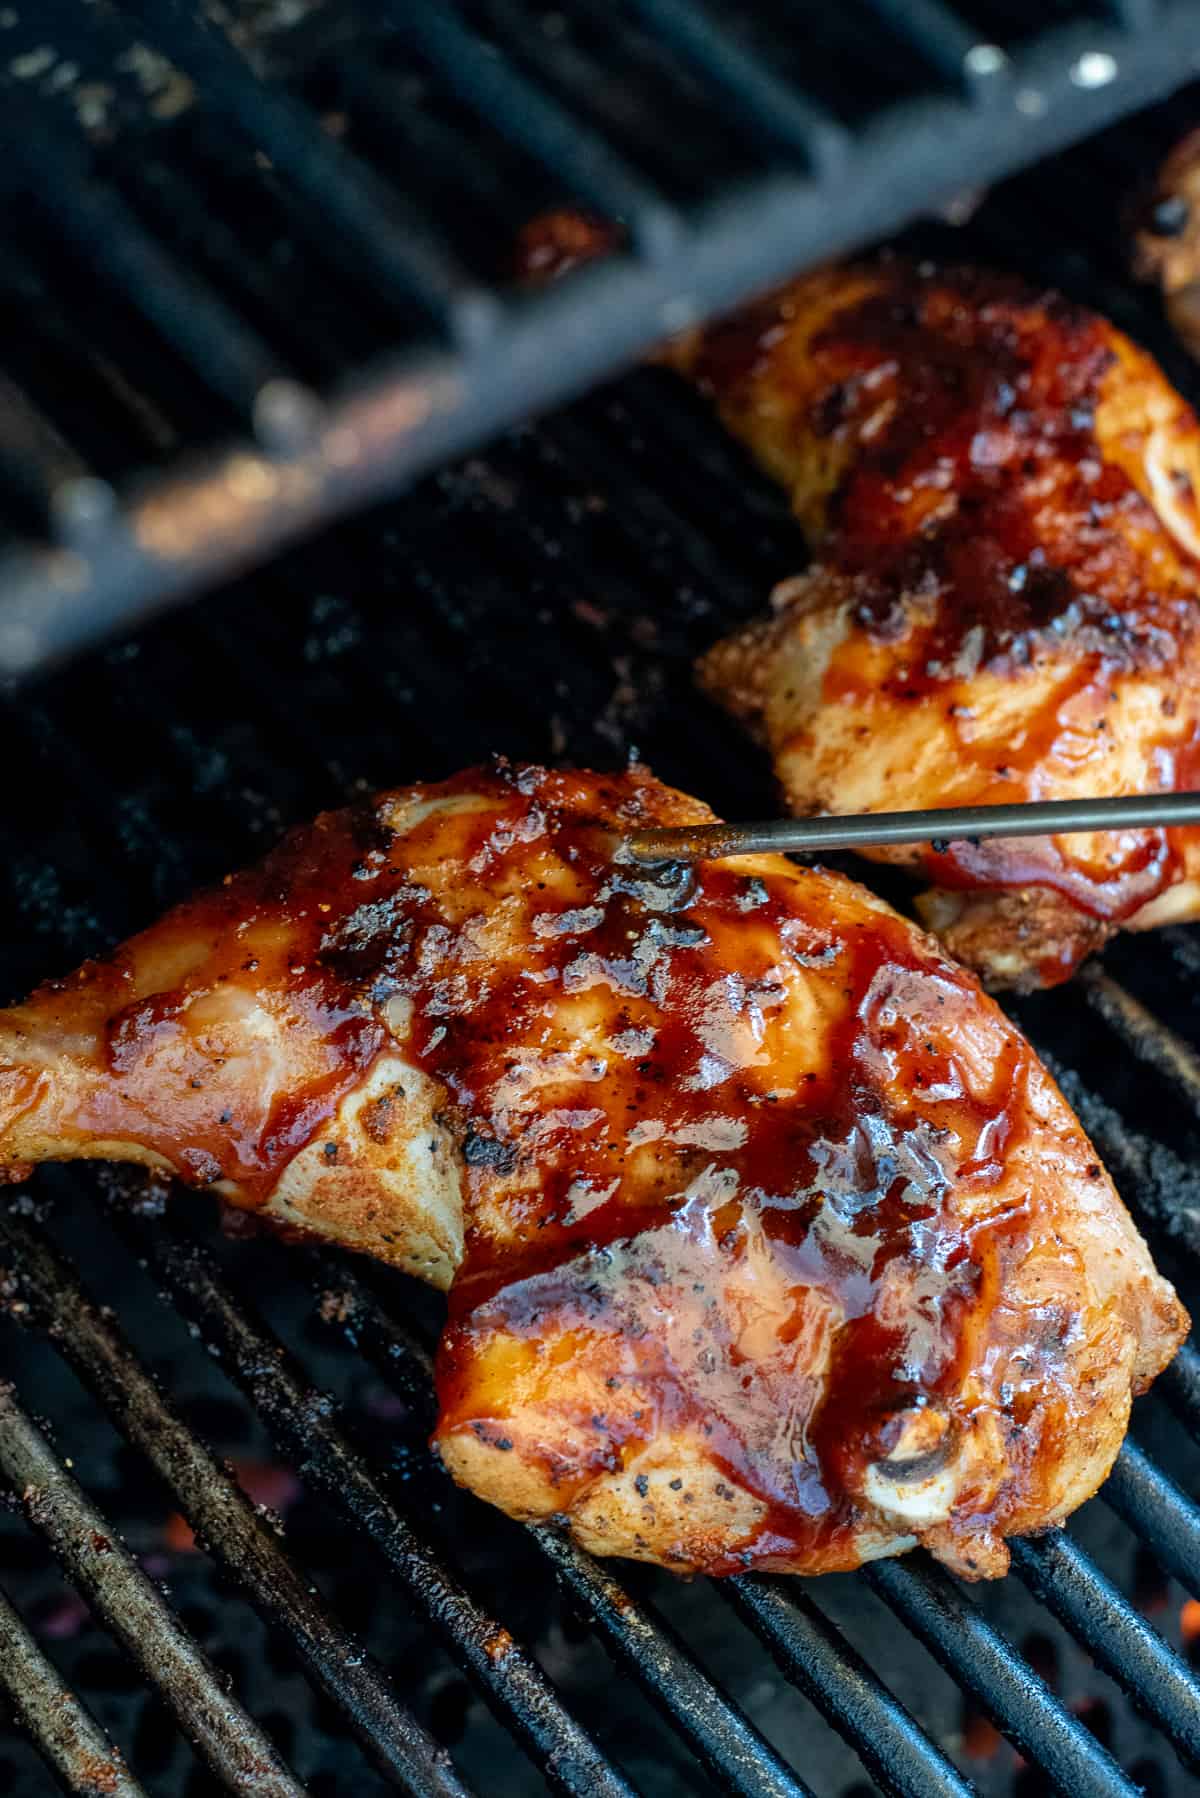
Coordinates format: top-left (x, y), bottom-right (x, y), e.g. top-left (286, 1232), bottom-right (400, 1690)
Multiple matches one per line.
top-left (0, 763), bottom-right (1185, 1577)
top-left (673, 261), bottom-right (1200, 988)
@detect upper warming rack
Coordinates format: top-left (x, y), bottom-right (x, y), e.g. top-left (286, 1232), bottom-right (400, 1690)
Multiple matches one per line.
top-left (0, 0), bottom-right (1200, 677)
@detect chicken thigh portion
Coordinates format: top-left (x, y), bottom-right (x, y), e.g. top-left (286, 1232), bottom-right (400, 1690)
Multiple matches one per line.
top-left (677, 261), bottom-right (1200, 988)
top-left (0, 762), bottom-right (1185, 1576)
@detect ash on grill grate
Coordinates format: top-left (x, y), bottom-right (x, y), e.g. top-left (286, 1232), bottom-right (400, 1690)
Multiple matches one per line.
top-left (4, 80), bottom-right (1200, 1798)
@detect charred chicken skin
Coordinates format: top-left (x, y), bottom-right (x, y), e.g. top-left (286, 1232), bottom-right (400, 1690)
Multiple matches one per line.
top-left (0, 762), bottom-right (1185, 1578)
top-left (668, 260), bottom-right (1200, 989)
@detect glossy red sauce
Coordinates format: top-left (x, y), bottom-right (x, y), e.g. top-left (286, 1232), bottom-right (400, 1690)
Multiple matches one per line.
top-left (30, 805), bottom-right (397, 1195)
top-left (20, 763), bottom-right (1076, 1566)
top-left (382, 767), bottom-right (1043, 1569)
top-left (695, 265), bottom-right (1200, 939)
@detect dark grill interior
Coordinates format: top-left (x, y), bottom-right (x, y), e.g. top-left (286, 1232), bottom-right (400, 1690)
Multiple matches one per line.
top-left (5, 7), bottom-right (1200, 1798)
top-left (4, 0), bottom-right (1200, 674)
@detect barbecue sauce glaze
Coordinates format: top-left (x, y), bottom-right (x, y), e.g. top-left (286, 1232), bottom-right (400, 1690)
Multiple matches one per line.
top-left (6, 763), bottom-right (1162, 1573)
top-left (512, 220), bottom-right (1200, 969)
top-left (685, 263), bottom-right (1200, 971)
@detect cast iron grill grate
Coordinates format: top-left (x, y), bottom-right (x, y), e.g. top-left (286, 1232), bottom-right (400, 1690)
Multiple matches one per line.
top-left (1, 0), bottom-right (1200, 672)
top-left (3, 50), bottom-right (1200, 1798)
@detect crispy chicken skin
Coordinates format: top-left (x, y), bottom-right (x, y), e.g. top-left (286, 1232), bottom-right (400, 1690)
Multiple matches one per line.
top-left (671, 260), bottom-right (1200, 988)
top-left (0, 762), bottom-right (1185, 1577)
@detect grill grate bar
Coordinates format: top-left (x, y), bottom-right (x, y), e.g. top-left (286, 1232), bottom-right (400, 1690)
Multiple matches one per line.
top-left (334, 53), bottom-right (519, 224)
top-left (1161, 1341), bottom-right (1200, 1434)
top-left (0, 1206), bottom-right (474, 1798)
top-left (1105, 1441), bottom-right (1200, 1603)
top-left (725, 1576), bottom-right (977, 1798)
top-left (116, 0), bottom-right (496, 348)
top-left (532, 1526), bottom-right (814, 1798)
top-left (114, 154), bottom-right (351, 392)
top-left (386, 4), bottom-right (680, 256)
top-left (624, 0), bottom-right (847, 168)
top-left (0, 1577), bottom-right (146, 1798)
top-left (313, 1257), bottom-right (868, 1798)
top-left (7, 1191), bottom-right (812, 1798)
top-left (520, 403), bottom-right (772, 619)
top-left (0, 246), bottom-right (183, 467)
top-left (1077, 964), bottom-right (1200, 1110)
top-left (0, 5), bottom-right (1198, 664)
top-left (856, 0), bottom-right (996, 91)
top-left (0, 93), bottom-right (287, 427)
top-left (114, 1210), bottom-right (638, 1798)
top-left (6, 25), bottom-right (1200, 675)
top-left (314, 1254), bottom-right (971, 1798)
top-left (1166, 926), bottom-right (1200, 981)
top-left (0, 1383), bottom-right (306, 1797)
top-left (867, 1556), bottom-right (1139, 1798)
top-left (1029, 1051), bottom-right (1200, 1258)
top-left (0, 374), bottom-right (95, 540)
top-left (1011, 1533), bottom-right (1200, 1772)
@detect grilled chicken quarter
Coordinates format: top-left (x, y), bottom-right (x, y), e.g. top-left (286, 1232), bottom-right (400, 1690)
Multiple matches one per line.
top-left (668, 261), bottom-right (1200, 989)
top-left (0, 763), bottom-right (1185, 1578)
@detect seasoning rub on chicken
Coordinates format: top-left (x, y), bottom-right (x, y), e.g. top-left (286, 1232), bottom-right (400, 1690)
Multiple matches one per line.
top-left (0, 762), bottom-right (1185, 1578)
top-left (672, 260), bottom-right (1200, 989)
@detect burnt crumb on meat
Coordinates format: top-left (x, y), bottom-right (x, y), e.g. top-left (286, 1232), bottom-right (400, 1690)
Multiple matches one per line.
top-left (463, 1132), bottom-right (518, 1174)
top-left (318, 892), bottom-right (414, 987)
top-left (361, 1090), bottom-right (397, 1144)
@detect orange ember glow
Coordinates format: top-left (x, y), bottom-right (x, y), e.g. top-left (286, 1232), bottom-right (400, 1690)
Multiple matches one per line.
top-left (961, 1706), bottom-right (1003, 1761)
top-left (163, 1459), bottom-right (300, 1555)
